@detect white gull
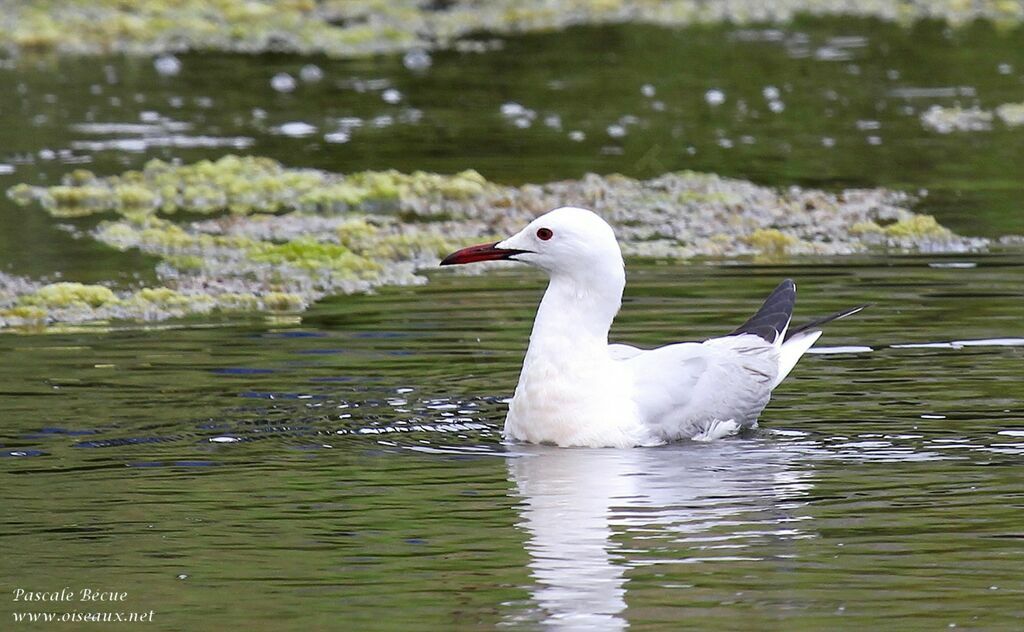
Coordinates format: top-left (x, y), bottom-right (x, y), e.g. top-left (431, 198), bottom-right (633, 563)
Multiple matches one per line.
top-left (440, 206), bottom-right (864, 447)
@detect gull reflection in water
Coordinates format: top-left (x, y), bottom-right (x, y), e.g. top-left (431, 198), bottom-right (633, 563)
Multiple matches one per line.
top-left (505, 439), bottom-right (814, 630)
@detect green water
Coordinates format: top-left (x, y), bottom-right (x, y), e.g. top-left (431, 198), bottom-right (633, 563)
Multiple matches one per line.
top-left (2, 17), bottom-right (1024, 631)
top-left (3, 261), bottom-right (1024, 630)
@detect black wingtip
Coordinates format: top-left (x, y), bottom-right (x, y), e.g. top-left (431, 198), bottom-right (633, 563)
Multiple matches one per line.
top-left (784, 303), bottom-right (871, 341)
top-left (729, 279), bottom-right (798, 344)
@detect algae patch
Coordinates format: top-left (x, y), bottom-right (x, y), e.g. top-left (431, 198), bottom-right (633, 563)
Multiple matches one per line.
top-left (0, 276), bottom-right (309, 329)
top-left (921, 102), bottom-right (1024, 133)
top-left (745, 229), bottom-right (800, 256)
top-left (5, 157), bottom-right (988, 329)
top-left (3, 0), bottom-right (1024, 59)
top-left (21, 283), bottom-right (118, 309)
top-left (7, 156), bottom-right (493, 219)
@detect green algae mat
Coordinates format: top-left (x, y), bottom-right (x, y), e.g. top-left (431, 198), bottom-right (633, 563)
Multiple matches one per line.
top-left (0, 155), bottom-right (996, 328)
top-left (3, 0), bottom-right (1024, 58)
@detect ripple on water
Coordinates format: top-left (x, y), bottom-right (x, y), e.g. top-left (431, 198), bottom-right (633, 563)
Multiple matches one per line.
top-left (891, 337), bottom-right (1024, 349)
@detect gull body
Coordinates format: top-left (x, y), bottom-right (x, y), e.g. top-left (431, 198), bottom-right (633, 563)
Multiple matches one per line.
top-left (441, 207), bottom-right (864, 448)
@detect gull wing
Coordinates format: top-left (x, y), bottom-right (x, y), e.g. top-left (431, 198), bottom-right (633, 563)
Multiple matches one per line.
top-left (624, 334), bottom-right (779, 442)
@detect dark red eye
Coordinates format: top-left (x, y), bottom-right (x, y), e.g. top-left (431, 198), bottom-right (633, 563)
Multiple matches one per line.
top-left (536, 228), bottom-right (553, 241)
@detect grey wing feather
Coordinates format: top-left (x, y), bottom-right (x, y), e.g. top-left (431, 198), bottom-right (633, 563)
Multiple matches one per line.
top-left (626, 335), bottom-right (779, 442)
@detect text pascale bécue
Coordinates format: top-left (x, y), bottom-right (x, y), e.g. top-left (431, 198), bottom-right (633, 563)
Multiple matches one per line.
top-left (12, 589), bottom-right (128, 602)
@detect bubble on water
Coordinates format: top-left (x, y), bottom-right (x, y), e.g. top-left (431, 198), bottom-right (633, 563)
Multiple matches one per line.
top-left (997, 63), bottom-right (1013, 75)
top-left (403, 49), bottom-right (432, 72)
top-left (381, 88), bottom-right (402, 104)
top-left (299, 64), bottom-right (323, 82)
top-left (568, 130), bottom-right (585, 142)
top-left (500, 102), bottom-right (529, 118)
top-left (762, 85), bottom-right (780, 100)
top-left (176, 574), bottom-right (189, 580)
top-left (271, 73), bottom-right (297, 93)
top-left (641, 83), bottom-right (656, 97)
top-left (717, 138), bottom-right (734, 148)
top-left (543, 114), bottom-right (562, 130)
top-left (607, 124), bottom-right (626, 138)
top-left (686, 145), bottom-right (697, 155)
top-left (0, 164), bottom-right (14, 174)
top-left (38, 149), bottom-right (56, 160)
top-left (501, 102), bottom-right (536, 129)
top-left (209, 436), bottom-right (240, 443)
top-left (821, 137), bottom-right (836, 147)
top-left (274, 121), bottom-right (317, 137)
top-left (866, 135), bottom-right (882, 145)
top-left (154, 55), bottom-right (182, 76)
top-left (651, 100), bottom-right (666, 111)
top-left (337, 116), bottom-right (362, 130)
top-left (324, 131), bottom-right (350, 144)
top-left (886, 68), bottom-right (901, 80)
top-left (704, 89), bottom-right (725, 106)
top-left (768, 100), bottom-right (785, 113)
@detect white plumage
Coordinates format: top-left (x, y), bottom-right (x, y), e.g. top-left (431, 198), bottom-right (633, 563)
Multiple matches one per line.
top-left (440, 206), bottom-right (862, 447)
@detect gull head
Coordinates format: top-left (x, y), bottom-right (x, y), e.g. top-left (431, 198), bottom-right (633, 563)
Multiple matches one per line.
top-left (440, 207), bottom-right (623, 277)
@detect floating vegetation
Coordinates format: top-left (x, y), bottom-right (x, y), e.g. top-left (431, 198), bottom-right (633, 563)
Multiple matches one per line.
top-left (921, 102), bottom-right (1024, 134)
top-left (994, 102), bottom-right (1024, 127)
top-left (20, 282), bottom-right (118, 309)
top-left (0, 274), bottom-right (309, 329)
top-left (8, 156), bottom-right (494, 219)
top-left (3, 0), bottom-right (1024, 59)
top-left (4, 156), bottom-right (995, 329)
top-left (744, 229), bottom-right (801, 257)
top-left (920, 105), bottom-right (994, 134)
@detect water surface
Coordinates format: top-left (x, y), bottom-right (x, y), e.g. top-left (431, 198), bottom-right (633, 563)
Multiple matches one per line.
top-left (3, 258), bottom-right (1023, 629)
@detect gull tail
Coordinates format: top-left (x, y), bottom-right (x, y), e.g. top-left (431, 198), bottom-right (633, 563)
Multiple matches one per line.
top-left (773, 304), bottom-right (870, 388)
